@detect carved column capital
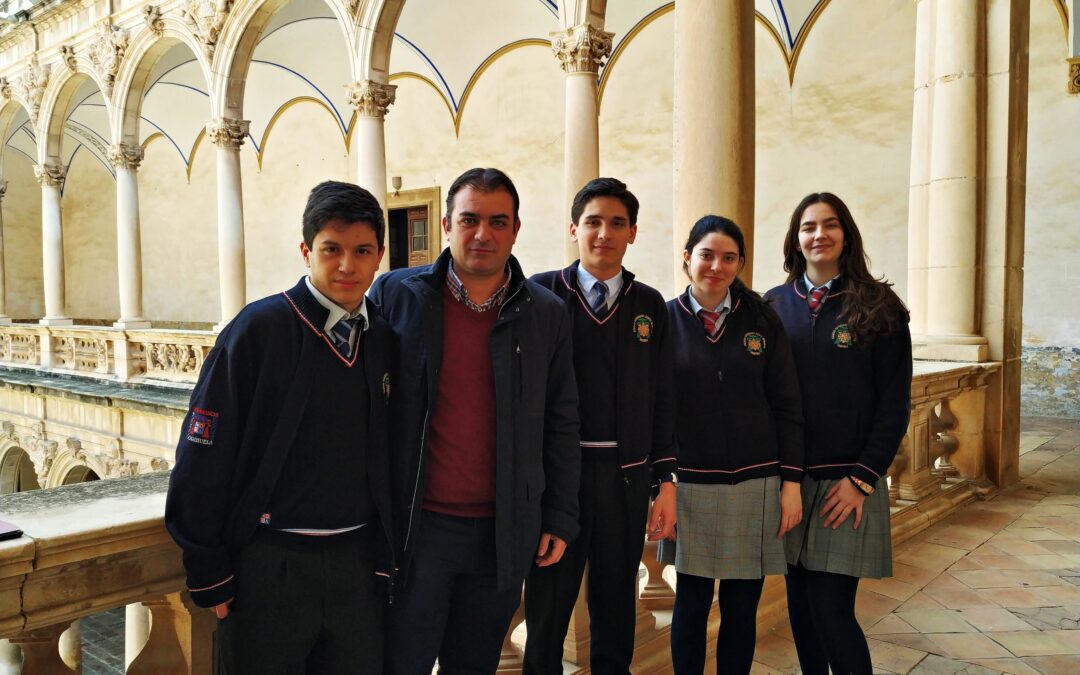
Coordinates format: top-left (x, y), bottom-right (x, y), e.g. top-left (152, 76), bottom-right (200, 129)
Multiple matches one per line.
top-left (108, 143), bottom-right (145, 170)
top-left (1069, 57), bottom-right (1080, 95)
top-left (35, 163), bottom-right (67, 188)
top-left (347, 80), bottom-right (397, 118)
top-left (551, 23), bottom-right (614, 74)
top-left (206, 118), bottom-right (250, 149)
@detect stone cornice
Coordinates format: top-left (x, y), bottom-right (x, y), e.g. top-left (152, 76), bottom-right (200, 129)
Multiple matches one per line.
top-left (347, 80), bottom-right (396, 118)
top-left (551, 22), bottom-right (614, 74)
top-left (205, 117), bottom-right (249, 149)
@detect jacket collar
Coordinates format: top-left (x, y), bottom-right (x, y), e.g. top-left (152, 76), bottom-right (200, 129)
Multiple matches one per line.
top-left (558, 259), bottom-right (636, 298)
top-left (676, 284), bottom-right (743, 318)
top-left (793, 275), bottom-right (846, 299)
top-left (281, 278), bottom-right (361, 367)
top-left (410, 248), bottom-right (529, 302)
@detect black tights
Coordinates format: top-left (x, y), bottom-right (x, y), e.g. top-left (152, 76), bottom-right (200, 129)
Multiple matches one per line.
top-left (785, 563), bottom-right (872, 675)
top-left (670, 573), bottom-right (764, 675)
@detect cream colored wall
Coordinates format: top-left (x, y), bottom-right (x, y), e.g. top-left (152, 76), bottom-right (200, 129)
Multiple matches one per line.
top-left (2, 154), bottom-right (43, 319)
top-left (1023, 1), bottom-right (1080, 349)
top-left (62, 151), bottom-right (119, 321)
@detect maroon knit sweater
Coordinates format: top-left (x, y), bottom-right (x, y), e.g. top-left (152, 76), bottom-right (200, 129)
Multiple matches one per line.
top-left (423, 285), bottom-right (500, 517)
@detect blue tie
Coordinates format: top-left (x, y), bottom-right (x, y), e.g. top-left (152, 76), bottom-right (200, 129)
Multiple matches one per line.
top-left (592, 281), bottom-right (609, 317)
top-left (330, 316), bottom-right (364, 358)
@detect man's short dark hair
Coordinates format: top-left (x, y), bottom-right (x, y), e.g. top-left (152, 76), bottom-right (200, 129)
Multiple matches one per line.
top-left (302, 181), bottom-right (385, 249)
top-left (445, 168), bottom-right (520, 223)
top-left (570, 177), bottom-right (639, 226)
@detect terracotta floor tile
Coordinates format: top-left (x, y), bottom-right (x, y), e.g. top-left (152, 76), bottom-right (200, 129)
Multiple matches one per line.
top-left (896, 609), bottom-right (978, 634)
top-left (1031, 584), bottom-right (1080, 606)
top-left (957, 607), bottom-right (1039, 632)
top-left (964, 555), bottom-right (1038, 570)
top-left (892, 562), bottom-right (947, 588)
top-left (1009, 605), bottom-right (1080, 630)
top-left (927, 573), bottom-right (971, 591)
top-left (1043, 629), bottom-right (1080, 650)
top-left (948, 557), bottom-right (987, 571)
top-left (981, 587), bottom-right (1058, 609)
top-left (863, 577), bottom-right (922, 601)
top-left (923, 526), bottom-right (997, 551)
top-left (930, 588), bottom-right (999, 609)
top-left (748, 662), bottom-right (789, 675)
top-left (897, 592), bottom-right (948, 612)
top-left (897, 543), bottom-right (971, 572)
top-left (752, 633), bottom-right (801, 671)
top-left (1014, 555), bottom-right (1076, 570)
top-left (1020, 654), bottom-right (1080, 675)
top-left (951, 569), bottom-right (1066, 589)
top-left (868, 637), bottom-right (929, 674)
top-left (1041, 495), bottom-right (1080, 506)
top-left (927, 633), bottom-right (1013, 659)
top-left (985, 631), bottom-right (1076, 657)
top-left (872, 633), bottom-right (946, 654)
top-left (962, 657), bottom-right (1043, 675)
top-left (908, 653), bottom-right (1000, 674)
top-left (867, 615), bottom-right (920, 635)
top-left (986, 537), bottom-right (1057, 556)
top-left (946, 510), bottom-right (1019, 533)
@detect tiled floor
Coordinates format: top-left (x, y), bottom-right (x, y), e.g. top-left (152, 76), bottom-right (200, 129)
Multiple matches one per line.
top-left (751, 416), bottom-right (1080, 675)
top-left (80, 606), bottom-right (125, 675)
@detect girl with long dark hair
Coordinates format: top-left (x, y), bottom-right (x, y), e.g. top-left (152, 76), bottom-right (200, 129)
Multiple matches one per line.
top-left (665, 215), bottom-right (804, 674)
top-left (765, 193), bottom-right (912, 675)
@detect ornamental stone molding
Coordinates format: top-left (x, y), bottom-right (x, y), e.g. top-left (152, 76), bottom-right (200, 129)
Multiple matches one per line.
top-left (14, 55), bottom-right (50, 125)
top-left (181, 0), bottom-right (234, 59)
top-left (34, 163), bottom-right (67, 188)
top-left (151, 457), bottom-right (171, 471)
top-left (347, 80), bottom-right (397, 118)
top-left (89, 22), bottom-right (130, 98)
top-left (59, 45), bottom-right (77, 73)
top-left (144, 5), bottom-right (166, 37)
top-left (0, 77), bottom-right (10, 100)
top-left (551, 23), bottom-right (614, 74)
top-left (0, 180), bottom-right (7, 200)
top-left (1069, 58), bottom-right (1080, 95)
top-left (108, 143), bottom-right (145, 171)
top-left (206, 117), bottom-right (250, 149)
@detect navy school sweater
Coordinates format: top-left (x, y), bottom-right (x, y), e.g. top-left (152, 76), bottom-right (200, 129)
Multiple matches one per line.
top-left (667, 284), bottom-right (804, 484)
top-left (530, 261), bottom-right (676, 486)
top-left (165, 278), bottom-right (395, 608)
top-left (764, 278), bottom-right (912, 487)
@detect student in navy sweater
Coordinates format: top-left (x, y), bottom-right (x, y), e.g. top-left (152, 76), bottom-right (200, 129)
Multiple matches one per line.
top-left (165, 182), bottom-right (395, 674)
top-left (765, 193), bottom-right (912, 675)
top-left (666, 216), bottom-right (804, 674)
top-left (524, 178), bottom-right (676, 674)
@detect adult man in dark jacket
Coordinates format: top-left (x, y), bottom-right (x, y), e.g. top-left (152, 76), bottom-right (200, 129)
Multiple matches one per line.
top-left (370, 167), bottom-right (580, 674)
top-left (166, 181), bottom-right (395, 673)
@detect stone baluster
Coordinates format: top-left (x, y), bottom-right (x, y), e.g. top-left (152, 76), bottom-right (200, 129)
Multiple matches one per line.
top-left (930, 399), bottom-right (960, 477)
top-left (0, 639), bottom-right (22, 672)
top-left (58, 619), bottom-right (80, 671)
top-left (126, 592), bottom-right (214, 675)
top-left (125, 603), bottom-right (150, 669)
top-left (894, 403), bottom-right (945, 501)
top-left (887, 440), bottom-right (909, 506)
top-left (8, 621), bottom-right (71, 674)
top-left (495, 589), bottom-right (526, 673)
top-left (639, 539), bottom-right (675, 610)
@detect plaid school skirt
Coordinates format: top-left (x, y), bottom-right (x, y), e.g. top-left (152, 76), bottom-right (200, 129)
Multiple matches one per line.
top-left (659, 476), bottom-right (787, 580)
top-left (784, 476), bottom-right (893, 579)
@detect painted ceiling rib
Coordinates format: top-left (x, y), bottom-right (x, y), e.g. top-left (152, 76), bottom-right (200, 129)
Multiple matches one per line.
top-left (250, 59), bottom-right (347, 132)
top-left (394, 32), bottom-right (458, 110)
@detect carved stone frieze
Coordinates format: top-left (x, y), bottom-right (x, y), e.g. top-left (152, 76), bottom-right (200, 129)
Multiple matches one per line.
top-left (551, 23), bottom-right (614, 74)
top-left (346, 80), bottom-right (396, 118)
top-left (14, 55), bottom-right (50, 124)
top-left (0, 78), bottom-right (10, 100)
top-left (144, 5), bottom-right (166, 37)
top-left (0, 332), bottom-right (38, 364)
top-left (1069, 58), bottom-right (1080, 96)
top-left (206, 117), bottom-right (249, 149)
top-left (105, 456), bottom-right (140, 478)
top-left (88, 22), bottom-right (130, 98)
top-left (59, 45), bottom-right (77, 73)
top-left (35, 163), bottom-right (67, 188)
top-left (146, 342), bottom-right (203, 375)
top-left (53, 335), bottom-right (110, 373)
top-left (108, 143), bottom-right (145, 171)
top-left (150, 457), bottom-right (170, 471)
top-left (181, 0), bottom-right (234, 59)
top-left (1, 421), bottom-right (16, 442)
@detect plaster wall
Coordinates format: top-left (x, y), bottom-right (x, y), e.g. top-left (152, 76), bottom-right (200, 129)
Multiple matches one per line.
top-left (62, 152), bottom-right (119, 321)
top-left (2, 154), bottom-right (44, 319)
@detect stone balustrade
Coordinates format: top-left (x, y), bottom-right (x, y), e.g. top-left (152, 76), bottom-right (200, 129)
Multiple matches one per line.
top-left (0, 324), bottom-right (216, 386)
top-left (0, 360), bottom-right (1003, 673)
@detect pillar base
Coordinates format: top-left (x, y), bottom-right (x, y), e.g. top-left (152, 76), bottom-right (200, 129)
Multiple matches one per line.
top-left (212, 321), bottom-right (230, 334)
top-left (38, 317), bottom-right (73, 327)
top-left (0, 316), bottom-right (11, 325)
top-left (912, 334), bottom-right (988, 362)
top-left (113, 319), bottom-right (151, 330)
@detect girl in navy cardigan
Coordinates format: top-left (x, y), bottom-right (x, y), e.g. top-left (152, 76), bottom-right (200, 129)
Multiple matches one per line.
top-left (667, 216), bottom-right (804, 674)
top-left (765, 193), bottom-right (912, 675)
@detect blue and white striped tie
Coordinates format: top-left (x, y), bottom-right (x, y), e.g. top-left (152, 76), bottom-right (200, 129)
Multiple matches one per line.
top-left (330, 316), bottom-right (364, 359)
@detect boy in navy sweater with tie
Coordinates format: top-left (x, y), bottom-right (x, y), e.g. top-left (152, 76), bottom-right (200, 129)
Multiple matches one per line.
top-left (524, 178), bottom-right (677, 674)
top-left (166, 182), bottom-right (395, 674)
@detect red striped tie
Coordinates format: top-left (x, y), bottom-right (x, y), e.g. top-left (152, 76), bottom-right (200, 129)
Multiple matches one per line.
top-left (698, 309), bottom-right (723, 336)
top-left (808, 287), bottom-right (826, 313)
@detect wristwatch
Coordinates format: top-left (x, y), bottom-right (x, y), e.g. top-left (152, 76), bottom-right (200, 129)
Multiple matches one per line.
top-left (848, 475), bottom-right (875, 496)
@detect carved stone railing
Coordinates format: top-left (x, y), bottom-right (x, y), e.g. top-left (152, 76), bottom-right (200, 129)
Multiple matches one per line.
top-left (0, 324), bottom-right (216, 386)
top-left (0, 472), bottom-right (213, 674)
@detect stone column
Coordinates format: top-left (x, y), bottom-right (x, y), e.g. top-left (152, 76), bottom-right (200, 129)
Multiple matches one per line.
top-left (35, 162), bottom-right (72, 326)
top-left (906, 0), bottom-right (933, 337)
top-left (206, 118), bottom-right (250, 329)
top-left (673, 0), bottom-right (755, 293)
top-left (921, 0), bottom-right (987, 361)
top-left (551, 22), bottom-right (613, 264)
top-left (0, 181), bottom-right (9, 325)
top-left (110, 143), bottom-right (150, 329)
top-left (348, 81), bottom-right (396, 273)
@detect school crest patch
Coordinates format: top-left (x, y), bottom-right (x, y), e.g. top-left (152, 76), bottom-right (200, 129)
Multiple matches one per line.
top-left (382, 372), bottom-right (391, 401)
top-left (186, 407), bottom-right (219, 446)
top-left (832, 323), bottom-right (853, 348)
top-left (633, 315), bottom-right (653, 343)
top-left (743, 332), bottom-right (766, 356)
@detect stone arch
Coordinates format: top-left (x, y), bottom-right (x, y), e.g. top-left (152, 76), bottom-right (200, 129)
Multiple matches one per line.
top-left (0, 443), bottom-right (40, 494)
top-left (46, 441), bottom-right (105, 488)
top-left (61, 464), bottom-right (101, 485)
top-left (0, 99), bottom-right (34, 177)
top-left (36, 69), bottom-right (112, 165)
top-left (213, 0), bottom-right (358, 120)
top-left (356, 0), bottom-right (406, 83)
top-left (111, 18), bottom-right (213, 144)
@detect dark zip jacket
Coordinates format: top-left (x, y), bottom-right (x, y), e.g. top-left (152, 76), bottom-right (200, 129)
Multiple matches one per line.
top-left (668, 284), bottom-right (805, 484)
top-left (369, 249), bottom-right (580, 592)
top-left (530, 261), bottom-right (676, 487)
top-left (165, 278), bottom-right (396, 608)
top-left (764, 278), bottom-right (912, 487)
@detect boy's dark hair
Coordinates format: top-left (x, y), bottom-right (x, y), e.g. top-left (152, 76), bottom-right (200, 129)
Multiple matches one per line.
top-left (302, 181), bottom-right (385, 249)
top-left (445, 168), bottom-right (520, 223)
top-left (571, 177), bottom-right (639, 226)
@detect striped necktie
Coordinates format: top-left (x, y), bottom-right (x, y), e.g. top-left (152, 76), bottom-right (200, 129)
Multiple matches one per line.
top-left (592, 281), bottom-right (609, 318)
top-left (330, 316), bottom-right (364, 359)
top-left (698, 308), bottom-right (727, 337)
top-left (808, 287), bottom-right (827, 313)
